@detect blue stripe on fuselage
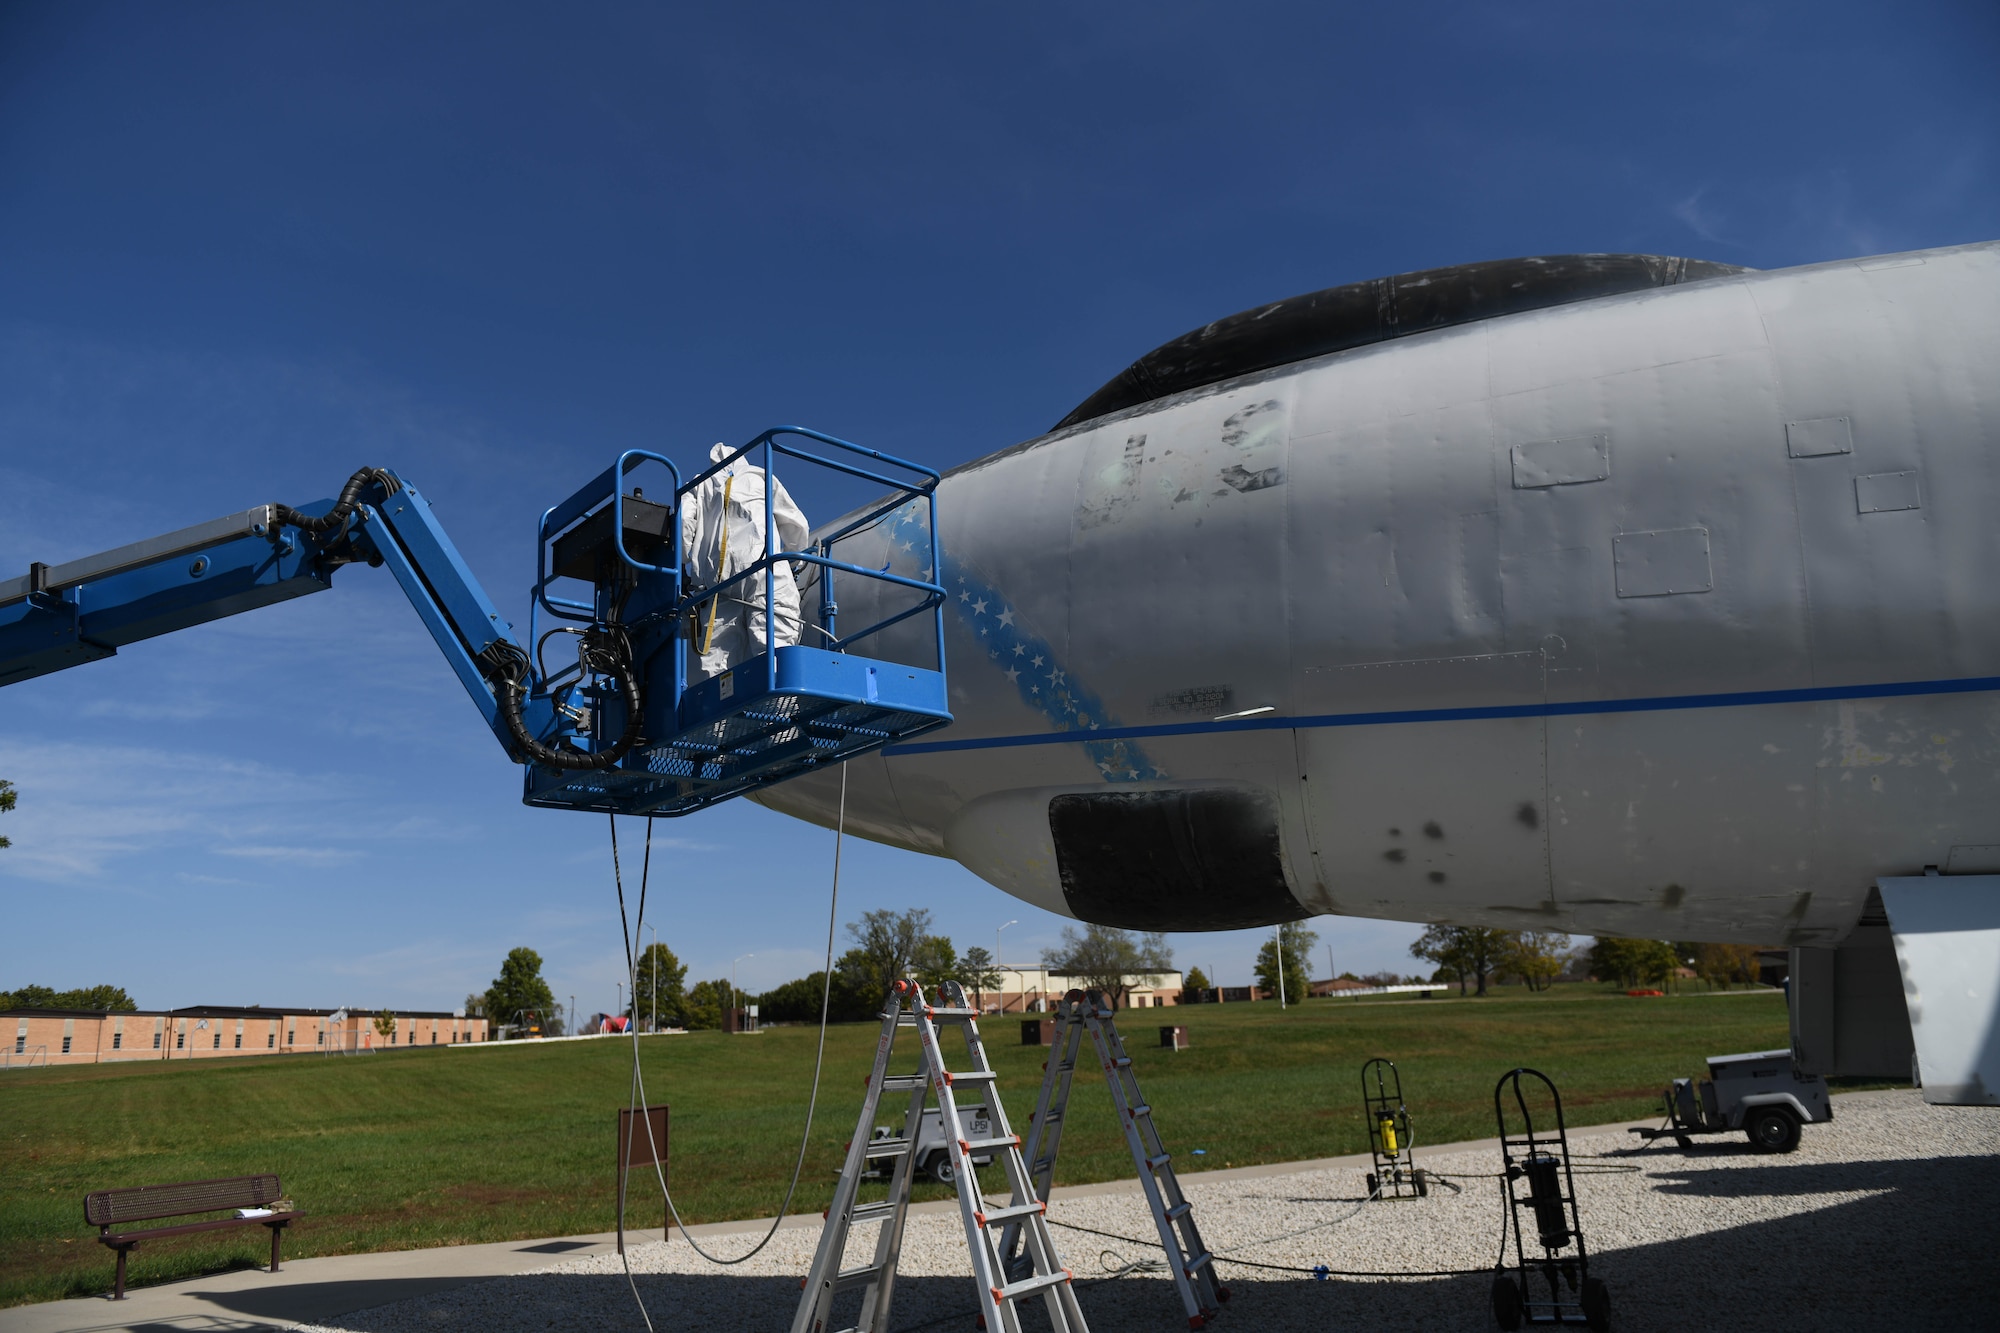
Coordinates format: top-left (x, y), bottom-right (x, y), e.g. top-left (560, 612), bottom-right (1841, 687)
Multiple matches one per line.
top-left (881, 674), bottom-right (2000, 756)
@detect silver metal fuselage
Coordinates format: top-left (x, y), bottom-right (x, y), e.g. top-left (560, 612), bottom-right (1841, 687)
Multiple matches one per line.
top-left (759, 241), bottom-right (2000, 946)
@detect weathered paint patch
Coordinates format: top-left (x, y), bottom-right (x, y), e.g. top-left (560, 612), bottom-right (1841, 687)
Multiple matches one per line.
top-left (883, 501), bottom-right (1164, 782)
top-left (1217, 400), bottom-right (1286, 493)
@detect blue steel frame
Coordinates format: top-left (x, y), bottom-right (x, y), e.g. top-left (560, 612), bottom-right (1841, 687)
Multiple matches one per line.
top-left (523, 426), bottom-right (950, 814)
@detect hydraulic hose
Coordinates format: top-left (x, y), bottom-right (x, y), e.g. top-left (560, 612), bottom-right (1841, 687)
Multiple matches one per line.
top-left (277, 466), bottom-right (646, 772)
top-left (273, 467), bottom-right (402, 535)
top-left (483, 635), bottom-right (646, 770)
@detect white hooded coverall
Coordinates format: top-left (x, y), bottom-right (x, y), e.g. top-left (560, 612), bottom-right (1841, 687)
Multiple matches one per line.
top-left (681, 442), bottom-right (812, 678)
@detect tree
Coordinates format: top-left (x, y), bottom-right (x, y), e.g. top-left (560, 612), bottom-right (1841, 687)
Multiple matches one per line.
top-left (683, 979), bottom-right (729, 1030)
top-left (960, 945), bottom-right (1003, 1010)
top-left (839, 908), bottom-right (933, 1008)
top-left (1587, 937), bottom-right (1679, 989)
top-left (462, 993), bottom-right (486, 1020)
top-left (1042, 924), bottom-right (1173, 1010)
top-left (1410, 926), bottom-right (1511, 996)
top-left (1181, 966), bottom-right (1211, 992)
top-left (759, 970), bottom-right (875, 1024)
top-left (0, 778), bottom-right (15, 849)
top-left (0, 983), bottom-right (136, 1011)
top-left (1502, 931), bottom-right (1571, 992)
top-left (1686, 941), bottom-right (1762, 990)
top-left (373, 1009), bottom-right (397, 1042)
top-left (630, 942), bottom-right (688, 1029)
top-left (484, 946), bottom-right (557, 1037)
top-left (1254, 922), bottom-right (1319, 1003)
top-left (912, 934), bottom-right (960, 994)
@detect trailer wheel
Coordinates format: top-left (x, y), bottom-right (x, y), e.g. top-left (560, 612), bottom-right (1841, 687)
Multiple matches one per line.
top-left (1581, 1276), bottom-right (1610, 1331)
top-left (1745, 1107), bottom-right (1801, 1154)
top-left (1490, 1276), bottom-right (1523, 1331)
top-left (1413, 1168), bottom-right (1429, 1198)
top-left (926, 1154), bottom-right (956, 1184)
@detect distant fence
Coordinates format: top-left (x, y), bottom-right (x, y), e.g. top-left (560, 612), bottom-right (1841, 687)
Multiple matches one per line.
top-left (2, 1044), bottom-right (48, 1070)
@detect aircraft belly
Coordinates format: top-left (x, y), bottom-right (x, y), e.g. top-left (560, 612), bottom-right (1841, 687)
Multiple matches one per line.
top-left (1545, 706), bottom-right (1828, 943)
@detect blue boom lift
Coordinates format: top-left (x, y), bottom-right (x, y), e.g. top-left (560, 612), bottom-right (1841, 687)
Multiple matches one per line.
top-left (0, 429), bottom-right (951, 814)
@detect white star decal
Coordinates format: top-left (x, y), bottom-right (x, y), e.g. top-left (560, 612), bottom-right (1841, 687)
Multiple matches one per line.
top-left (997, 609), bottom-right (1015, 628)
top-left (959, 590), bottom-right (970, 602)
top-left (1031, 655), bottom-right (1045, 668)
top-left (1005, 666), bottom-right (1019, 682)
top-left (972, 598), bottom-right (987, 615)
top-left (1012, 644), bottom-right (1026, 657)
top-left (1049, 668), bottom-right (1065, 684)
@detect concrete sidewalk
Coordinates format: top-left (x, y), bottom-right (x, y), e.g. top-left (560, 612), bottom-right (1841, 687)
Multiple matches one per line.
top-left (0, 1114), bottom-right (1666, 1333)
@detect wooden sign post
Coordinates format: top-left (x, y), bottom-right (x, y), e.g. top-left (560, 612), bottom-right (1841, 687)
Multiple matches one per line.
top-left (616, 1105), bottom-right (669, 1254)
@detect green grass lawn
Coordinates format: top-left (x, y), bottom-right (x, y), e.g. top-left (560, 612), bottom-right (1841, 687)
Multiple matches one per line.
top-left (0, 985), bottom-right (1789, 1307)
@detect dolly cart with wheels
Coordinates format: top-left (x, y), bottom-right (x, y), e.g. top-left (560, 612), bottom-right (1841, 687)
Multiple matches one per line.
top-left (1490, 1068), bottom-right (1609, 1332)
top-left (1627, 1049), bottom-right (1830, 1154)
top-left (1360, 1058), bottom-right (1427, 1199)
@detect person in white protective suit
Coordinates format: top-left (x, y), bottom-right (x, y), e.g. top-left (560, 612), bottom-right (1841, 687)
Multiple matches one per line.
top-left (682, 441), bottom-right (812, 679)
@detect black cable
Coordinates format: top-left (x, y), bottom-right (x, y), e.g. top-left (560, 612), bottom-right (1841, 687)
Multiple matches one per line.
top-left (273, 467), bottom-right (401, 535)
top-left (483, 633), bottom-right (644, 770)
top-left (1038, 1216), bottom-right (1496, 1279)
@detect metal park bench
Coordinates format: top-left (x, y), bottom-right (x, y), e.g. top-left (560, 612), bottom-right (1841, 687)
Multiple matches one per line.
top-left (83, 1174), bottom-right (301, 1300)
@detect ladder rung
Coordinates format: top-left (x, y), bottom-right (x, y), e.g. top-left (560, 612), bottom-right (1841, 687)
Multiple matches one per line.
top-left (834, 1263), bottom-right (884, 1292)
top-left (1127, 1103), bottom-right (1152, 1119)
top-left (1111, 1056), bottom-right (1133, 1068)
top-left (881, 1074), bottom-right (925, 1092)
top-left (1184, 1251), bottom-right (1215, 1273)
top-left (1165, 1201), bottom-right (1192, 1221)
top-left (996, 1269), bottom-right (1071, 1303)
top-left (866, 1137), bottom-right (912, 1156)
top-left (975, 1200), bottom-right (1045, 1227)
top-left (1146, 1152), bottom-right (1171, 1171)
top-left (896, 1014), bottom-right (918, 1026)
top-left (942, 1069), bottom-right (997, 1085)
top-left (962, 1135), bottom-right (1019, 1153)
top-left (927, 1006), bottom-right (978, 1018)
top-left (850, 1200), bottom-right (898, 1225)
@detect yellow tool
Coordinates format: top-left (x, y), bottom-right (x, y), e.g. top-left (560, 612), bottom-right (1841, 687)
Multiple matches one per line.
top-left (699, 472), bottom-right (734, 656)
top-left (1377, 1111), bottom-right (1399, 1156)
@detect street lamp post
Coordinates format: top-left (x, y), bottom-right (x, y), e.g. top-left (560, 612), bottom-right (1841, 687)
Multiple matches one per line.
top-left (732, 953), bottom-right (754, 1029)
top-left (650, 926), bottom-right (660, 1033)
top-left (996, 919), bottom-right (1017, 1013)
top-left (1275, 924), bottom-right (1288, 1009)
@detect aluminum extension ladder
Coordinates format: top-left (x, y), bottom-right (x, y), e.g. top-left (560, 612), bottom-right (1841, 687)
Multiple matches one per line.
top-left (1001, 989), bottom-right (1224, 1328)
top-left (792, 979), bottom-right (1088, 1333)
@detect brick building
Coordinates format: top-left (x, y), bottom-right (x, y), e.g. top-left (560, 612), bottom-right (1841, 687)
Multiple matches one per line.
top-left (982, 967), bottom-right (1184, 1013)
top-left (2, 1005), bottom-right (489, 1067)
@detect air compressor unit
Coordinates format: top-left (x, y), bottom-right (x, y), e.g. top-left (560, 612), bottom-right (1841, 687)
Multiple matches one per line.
top-left (1627, 1049), bottom-right (1831, 1153)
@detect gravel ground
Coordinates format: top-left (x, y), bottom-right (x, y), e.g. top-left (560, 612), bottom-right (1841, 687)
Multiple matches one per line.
top-left (292, 1090), bottom-right (1999, 1332)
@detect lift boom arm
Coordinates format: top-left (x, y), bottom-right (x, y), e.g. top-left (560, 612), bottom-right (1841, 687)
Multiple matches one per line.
top-left (0, 471), bottom-right (555, 756)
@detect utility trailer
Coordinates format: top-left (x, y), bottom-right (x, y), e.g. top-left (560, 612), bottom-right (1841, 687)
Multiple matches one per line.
top-left (864, 1104), bottom-right (992, 1184)
top-left (1629, 1049), bottom-right (1831, 1153)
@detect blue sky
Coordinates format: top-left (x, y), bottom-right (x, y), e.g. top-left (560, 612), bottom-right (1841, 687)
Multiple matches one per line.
top-left (1, 3), bottom-right (1995, 1016)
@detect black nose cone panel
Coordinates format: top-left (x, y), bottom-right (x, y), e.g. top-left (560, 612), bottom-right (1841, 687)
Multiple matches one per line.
top-left (1048, 788), bottom-right (1308, 930)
